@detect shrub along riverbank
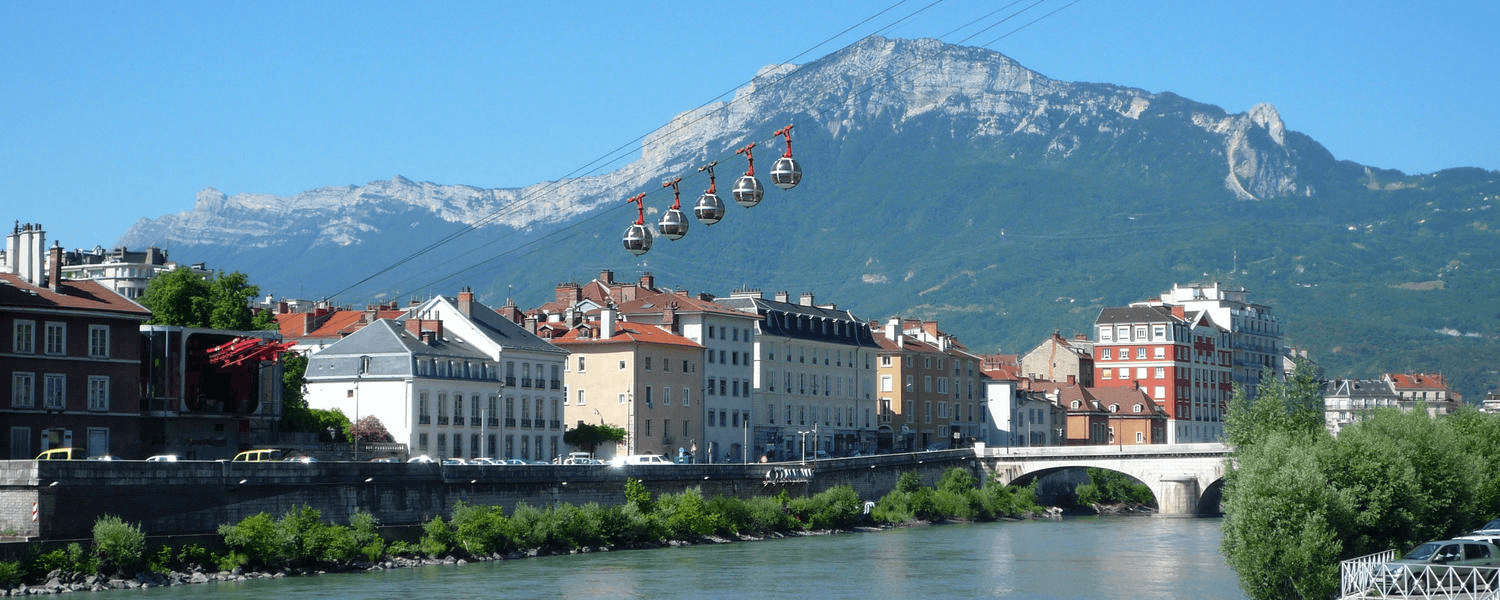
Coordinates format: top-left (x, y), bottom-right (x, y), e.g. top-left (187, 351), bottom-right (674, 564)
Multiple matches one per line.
top-left (0, 469), bottom-right (1040, 594)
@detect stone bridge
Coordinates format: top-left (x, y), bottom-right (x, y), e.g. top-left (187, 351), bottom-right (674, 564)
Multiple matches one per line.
top-left (977, 442), bottom-right (1231, 516)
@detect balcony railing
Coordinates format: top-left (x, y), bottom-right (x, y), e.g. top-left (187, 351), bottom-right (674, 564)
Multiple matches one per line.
top-left (521, 419), bottom-right (533, 428)
top-left (1340, 549), bottom-right (1500, 599)
top-left (487, 417), bottom-right (499, 427)
top-left (453, 417), bottom-right (465, 426)
top-left (521, 378), bottom-right (533, 388)
top-left (505, 376), bottom-right (516, 386)
top-left (418, 415), bottom-right (431, 425)
top-left (550, 379), bottom-right (561, 390)
top-left (550, 420), bottom-right (561, 429)
top-left (505, 418), bottom-right (516, 427)
top-left (437, 416), bottom-right (449, 425)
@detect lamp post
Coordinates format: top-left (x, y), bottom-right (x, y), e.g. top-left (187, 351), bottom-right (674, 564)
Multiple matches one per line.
top-left (354, 355), bottom-right (369, 461)
top-left (797, 429), bottom-right (812, 463)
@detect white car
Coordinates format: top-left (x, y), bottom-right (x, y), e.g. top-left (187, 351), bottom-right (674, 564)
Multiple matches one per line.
top-left (144, 454), bottom-right (179, 462)
top-left (610, 454), bottom-right (673, 467)
top-left (407, 455), bottom-right (436, 464)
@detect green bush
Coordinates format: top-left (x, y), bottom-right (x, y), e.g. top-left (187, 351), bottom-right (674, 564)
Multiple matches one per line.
top-left (0, 561), bottom-right (21, 587)
top-left (218, 512), bottom-right (291, 569)
top-left (24, 543), bottom-right (93, 580)
top-left (656, 488), bottom-right (721, 539)
top-left (418, 515), bottom-right (455, 558)
top-left (937, 468), bottom-right (979, 494)
top-left (349, 511), bottom-right (385, 563)
top-left (93, 515), bottom-right (145, 575)
top-left (624, 478), bottom-right (653, 513)
top-left (450, 502), bottom-right (510, 557)
top-left (980, 480), bottom-right (1039, 517)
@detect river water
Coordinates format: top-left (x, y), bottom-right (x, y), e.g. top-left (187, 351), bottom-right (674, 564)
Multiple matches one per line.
top-left (136, 516), bottom-right (1245, 599)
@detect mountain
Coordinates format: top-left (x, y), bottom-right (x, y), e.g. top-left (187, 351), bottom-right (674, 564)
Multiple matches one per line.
top-left (119, 36), bottom-right (1500, 400)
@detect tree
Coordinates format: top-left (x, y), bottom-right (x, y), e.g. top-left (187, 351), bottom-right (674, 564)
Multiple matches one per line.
top-left (563, 423), bottom-right (627, 455)
top-left (139, 268), bottom-right (276, 330)
top-left (348, 415), bottom-right (392, 444)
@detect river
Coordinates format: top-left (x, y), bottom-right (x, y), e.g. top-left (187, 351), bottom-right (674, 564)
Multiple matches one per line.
top-left (135, 516), bottom-right (1245, 599)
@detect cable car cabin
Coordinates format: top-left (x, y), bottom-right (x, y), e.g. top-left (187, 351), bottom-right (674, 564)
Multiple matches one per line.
top-left (658, 208), bottom-right (688, 240)
top-left (770, 156), bottom-right (802, 190)
top-left (732, 174), bottom-right (763, 207)
top-left (622, 223), bottom-right (654, 255)
top-left (694, 191), bottom-right (724, 224)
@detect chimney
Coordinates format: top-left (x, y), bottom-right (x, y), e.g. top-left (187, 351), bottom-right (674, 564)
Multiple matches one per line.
top-left (600, 303), bottom-right (616, 340)
top-left (639, 272), bottom-right (654, 290)
top-left (47, 244), bottom-right (62, 291)
top-left (458, 287), bottom-right (474, 316)
top-left (662, 302), bottom-right (677, 332)
top-left (405, 318), bottom-right (442, 344)
top-left (556, 283), bottom-right (582, 305)
top-left (524, 314), bottom-right (538, 334)
top-left (300, 313), bottom-right (314, 336)
top-left (884, 316), bottom-right (900, 342)
top-left (922, 320), bottom-right (940, 338)
top-left (774, 290), bottom-right (790, 303)
top-left (1066, 374), bottom-right (1076, 385)
top-left (1170, 305), bottom-right (1186, 319)
top-left (799, 292), bottom-right (815, 307)
top-left (599, 270), bottom-right (614, 285)
top-left (6, 222), bottom-right (47, 285)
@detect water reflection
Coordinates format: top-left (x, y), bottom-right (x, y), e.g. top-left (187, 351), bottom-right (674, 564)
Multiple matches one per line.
top-left (137, 517), bottom-right (1244, 599)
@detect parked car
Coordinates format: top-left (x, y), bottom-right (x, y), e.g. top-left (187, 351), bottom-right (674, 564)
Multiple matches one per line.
top-left (563, 452), bottom-right (601, 465)
top-left (1473, 519), bottom-right (1500, 536)
top-left (467, 457), bottom-right (498, 466)
top-left (144, 454), bottom-right (180, 462)
top-left (282, 455), bottom-right (318, 463)
top-left (231, 449), bottom-right (283, 462)
top-left (86, 454), bottom-right (118, 461)
top-left (610, 454), bottom-right (672, 467)
top-left (407, 455), bottom-right (436, 464)
top-left (35, 447), bottom-right (84, 461)
top-left (1373, 539), bottom-right (1500, 594)
top-left (440, 457), bottom-right (468, 466)
top-left (367, 456), bottom-right (398, 463)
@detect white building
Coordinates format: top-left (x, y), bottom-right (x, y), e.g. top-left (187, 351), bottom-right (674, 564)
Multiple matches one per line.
top-left (58, 245), bottom-right (209, 300)
top-left (1146, 283), bottom-right (1284, 398)
top-left (716, 290), bottom-right (878, 461)
top-left (981, 377), bottom-right (1066, 447)
top-left (304, 289), bottom-right (568, 461)
top-left (617, 291), bottom-right (759, 463)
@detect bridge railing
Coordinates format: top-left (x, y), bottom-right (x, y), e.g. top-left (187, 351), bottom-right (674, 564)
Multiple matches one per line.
top-left (1341, 550), bottom-right (1500, 599)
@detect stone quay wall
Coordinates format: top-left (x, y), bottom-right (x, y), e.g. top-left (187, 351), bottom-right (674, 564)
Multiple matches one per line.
top-left (0, 450), bottom-right (980, 543)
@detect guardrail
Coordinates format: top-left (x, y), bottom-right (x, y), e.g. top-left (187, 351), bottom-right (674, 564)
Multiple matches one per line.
top-left (1341, 550), bottom-right (1500, 599)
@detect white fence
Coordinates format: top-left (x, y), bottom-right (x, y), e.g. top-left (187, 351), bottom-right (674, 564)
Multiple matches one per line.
top-left (1341, 550), bottom-right (1500, 599)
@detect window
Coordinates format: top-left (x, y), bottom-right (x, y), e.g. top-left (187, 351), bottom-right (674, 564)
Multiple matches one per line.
top-left (1100, 326), bottom-right (1112, 342)
top-left (1134, 326), bottom-right (1147, 340)
top-left (1153, 386), bottom-right (1165, 399)
top-left (1154, 347), bottom-right (1165, 359)
top-left (11, 372), bottom-right (35, 408)
top-left (645, 420), bottom-right (652, 437)
top-left (419, 393), bottom-right (430, 423)
top-left (88, 376), bottom-right (108, 411)
top-left (1136, 367), bottom-right (1148, 379)
top-left (664, 387), bottom-right (672, 406)
top-left (578, 357), bottom-right (586, 371)
top-left (619, 360), bottom-right (627, 370)
top-left (89, 325), bottom-right (109, 358)
top-left (904, 375), bottom-right (913, 391)
top-left (1101, 348), bottom-right (1111, 360)
top-left (1136, 347), bottom-right (1147, 359)
top-left (43, 374), bottom-right (65, 409)
top-left (645, 386), bottom-right (653, 407)
top-left (1101, 368), bottom-right (1112, 380)
top-left (1136, 431), bottom-right (1145, 443)
top-left (44, 322), bottom-right (65, 355)
top-left (644, 357), bottom-right (652, 371)
top-left (576, 390), bottom-right (586, 405)
top-left (1153, 325), bottom-right (1165, 339)
top-left (881, 356), bottom-right (892, 367)
top-left (1154, 367), bottom-right (1165, 379)
top-left (923, 375), bottom-right (932, 392)
top-left (682, 388), bottom-right (689, 407)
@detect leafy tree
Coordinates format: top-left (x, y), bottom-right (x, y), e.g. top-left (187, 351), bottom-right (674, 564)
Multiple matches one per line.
top-left (563, 423), bottom-right (627, 455)
top-left (139, 268), bottom-right (276, 330)
top-left (1075, 468), bottom-right (1155, 507)
top-left (349, 415), bottom-right (392, 444)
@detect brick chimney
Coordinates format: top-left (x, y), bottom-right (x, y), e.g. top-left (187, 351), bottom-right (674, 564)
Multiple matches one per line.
top-left (1170, 305), bottom-right (1186, 319)
top-left (599, 269), bottom-right (614, 285)
top-left (405, 318), bottom-right (442, 344)
top-left (639, 272), bottom-right (654, 290)
top-left (662, 302), bottom-right (677, 332)
top-left (555, 282), bottom-right (582, 305)
top-left (457, 287), bottom-right (474, 316)
top-left (48, 244), bottom-right (62, 291)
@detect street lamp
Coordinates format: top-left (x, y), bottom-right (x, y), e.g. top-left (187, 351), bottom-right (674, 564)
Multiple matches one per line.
top-left (797, 429), bottom-right (812, 463)
top-left (593, 408), bottom-right (603, 424)
top-left (355, 355), bottom-right (370, 461)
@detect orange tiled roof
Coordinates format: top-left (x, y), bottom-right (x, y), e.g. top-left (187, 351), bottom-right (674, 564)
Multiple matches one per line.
top-left (551, 320), bottom-right (703, 349)
top-left (1385, 373), bottom-right (1450, 391)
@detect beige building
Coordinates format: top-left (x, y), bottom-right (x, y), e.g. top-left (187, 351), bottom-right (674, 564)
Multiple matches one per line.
top-left (553, 304), bottom-right (704, 461)
top-left (1019, 332), bottom-right (1094, 387)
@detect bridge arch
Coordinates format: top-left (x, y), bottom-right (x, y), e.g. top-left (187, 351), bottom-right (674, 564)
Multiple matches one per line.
top-left (978, 443), bottom-right (1229, 516)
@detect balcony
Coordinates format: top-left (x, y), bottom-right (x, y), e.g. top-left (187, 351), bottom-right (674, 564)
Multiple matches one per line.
top-left (550, 379), bottom-right (561, 390)
top-left (487, 417), bottom-right (500, 427)
top-left (505, 418), bottom-right (516, 427)
top-left (453, 417), bottom-right (464, 426)
top-left (505, 376), bottom-right (516, 386)
top-left (437, 416), bottom-right (449, 425)
top-left (521, 378), bottom-right (533, 388)
top-left (419, 415), bottom-right (431, 425)
top-left (550, 420), bottom-right (561, 429)
top-left (521, 419), bottom-right (533, 428)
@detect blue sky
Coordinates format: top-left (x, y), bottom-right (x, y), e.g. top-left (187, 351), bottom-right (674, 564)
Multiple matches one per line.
top-left (5, 0), bottom-right (1496, 250)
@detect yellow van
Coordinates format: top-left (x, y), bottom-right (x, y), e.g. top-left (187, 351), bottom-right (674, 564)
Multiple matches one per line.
top-left (36, 447), bottom-right (84, 460)
top-left (231, 449), bottom-right (283, 462)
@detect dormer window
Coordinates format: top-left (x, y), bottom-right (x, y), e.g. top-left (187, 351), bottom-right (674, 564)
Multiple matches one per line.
top-left (1134, 403), bottom-right (1144, 413)
top-left (1109, 404), bottom-right (1119, 412)
top-left (1070, 400), bottom-right (1081, 409)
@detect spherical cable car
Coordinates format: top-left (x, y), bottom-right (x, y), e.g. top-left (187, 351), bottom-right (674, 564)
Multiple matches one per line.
top-left (622, 193), bottom-right (654, 256)
top-left (770, 124), bottom-right (802, 190)
top-left (732, 142), bottom-right (764, 207)
top-left (658, 176), bottom-right (689, 240)
top-left (694, 161), bottom-right (725, 225)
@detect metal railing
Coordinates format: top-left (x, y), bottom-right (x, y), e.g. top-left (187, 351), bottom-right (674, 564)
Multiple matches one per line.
top-left (1341, 550), bottom-right (1500, 599)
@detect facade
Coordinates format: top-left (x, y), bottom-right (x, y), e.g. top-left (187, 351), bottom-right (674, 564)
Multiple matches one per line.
top-left (552, 304), bottom-right (703, 461)
top-left (1019, 332), bottom-right (1095, 387)
top-left (1093, 305), bottom-right (1231, 443)
top-left (872, 317), bottom-right (986, 452)
top-left (716, 290), bottom-right (877, 462)
top-left (305, 290), bottom-right (569, 462)
top-left (616, 290), bottom-right (758, 464)
top-left (1092, 385), bottom-right (1169, 445)
top-left (2, 224), bottom-right (152, 459)
top-left (1384, 373), bottom-right (1463, 416)
top-left (138, 325), bottom-right (288, 459)
top-left (1322, 378), bottom-right (1404, 435)
top-left (57, 245), bottom-right (208, 301)
top-left (981, 373), bottom-right (1066, 447)
top-left (1148, 283), bottom-right (1284, 398)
